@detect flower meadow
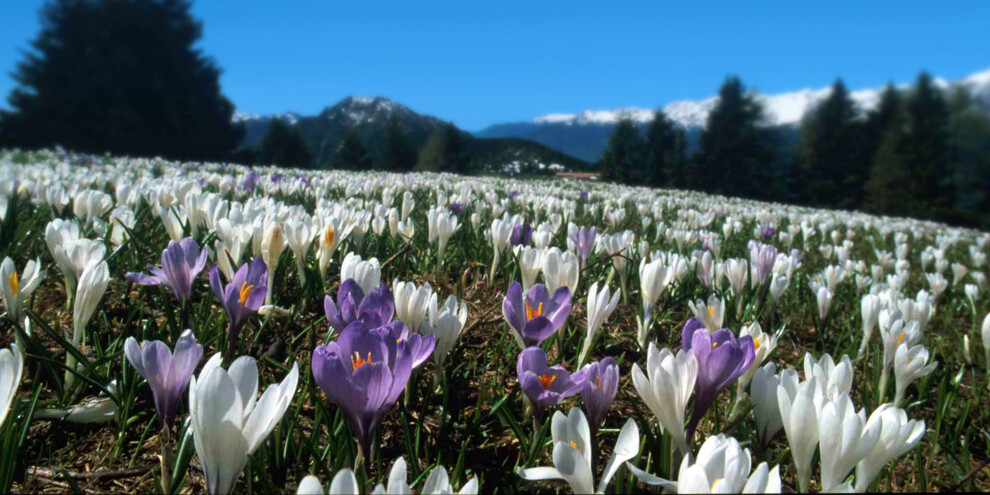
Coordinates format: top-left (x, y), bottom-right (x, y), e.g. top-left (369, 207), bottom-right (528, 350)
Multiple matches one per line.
top-left (0, 149), bottom-right (988, 493)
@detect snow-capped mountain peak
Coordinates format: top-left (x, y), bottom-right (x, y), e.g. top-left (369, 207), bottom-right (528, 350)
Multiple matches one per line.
top-left (232, 111), bottom-right (300, 125)
top-left (532, 66), bottom-right (990, 128)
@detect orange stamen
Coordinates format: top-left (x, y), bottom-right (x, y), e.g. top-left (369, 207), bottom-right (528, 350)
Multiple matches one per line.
top-left (570, 441), bottom-right (580, 451)
top-left (324, 224), bottom-right (336, 248)
top-left (350, 352), bottom-right (373, 370)
top-left (707, 305), bottom-right (715, 319)
top-left (8, 272), bottom-right (18, 294)
top-left (526, 301), bottom-right (544, 321)
top-left (896, 332), bottom-right (905, 346)
top-left (754, 337), bottom-right (761, 350)
top-left (595, 376), bottom-right (601, 389)
top-left (239, 282), bottom-right (254, 305)
top-left (538, 373), bottom-right (557, 390)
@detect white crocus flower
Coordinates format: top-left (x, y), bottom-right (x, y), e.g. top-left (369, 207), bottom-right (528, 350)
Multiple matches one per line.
top-left (751, 363), bottom-right (788, 447)
top-left (688, 296), bottom-right (724, 332)
top-left (261, 220), bottom-right (286, 305)
top-left (544, 248), bottom-right (580, 295)
top-left (638, 257), bottom-right (670, 348)
top-left (951, 262), bottom-right (968, 285)
top-left (853, 404), bottom-right (925, 493)
top-left (983, 313), bottom-right (990, 380)
top-left (393, 279), bottom-right (435, 333)
top-left (283, 214), bottom-right (315, 287)
top-left (424, 295), bottom-right (468, 388)
top-left (518, 246), bottom-right (544, 291)
top-left (296, 472), bottom-right (351, 495)
top-left (35, 380), bottom-right (119, 424)
top-left (578, 282), bottom-right (620, 366)
top-left (817, 394), bottom-right (881, 493)
top-left (189, 354), bottom-right (299, 495)
top-left (737, 322), bottom-right (777, 393)
top-left (892, 344), bottom-right (936, 407)
top-left (777, 376), bottom-right (820, 492)
top-left (373, 457), bottom-right (479, 495)
top-left (631, 344), bottom-right (697, 454)
top-left (340, 253), bottom-right (381, 294)
top-left (627, 434), bottom-right (781, 494)
top-left (816, 286), bottom-right (834, 325)
top-left (965, 283), bottom-right (980, 308)
top-left (925, 272), bottom-right (947, 301)
top-left (66, 260), bottom-right (109, 388)
top-left (158, 203), bottom-right (186, 241)
top-left (316, 218), bottom-right (353, 281)
top-left (858, 294), bottom-right (881, 359)
top-left (488, 215), bottom-right (514, 282)
top-left (0, 344), bottom-right (24, 428)
top-left (518, 408), bottom-right (639, 494)
top-left (769, 273), bottom-right (789, 304)
top-left (723, 258), bottom-right (749, 299)
top-left (1, 257), bottom-right (45, 324)
top-left (803, 353), bottom-right (853, 403)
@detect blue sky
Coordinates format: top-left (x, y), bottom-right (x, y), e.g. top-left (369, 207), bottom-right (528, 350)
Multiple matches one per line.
top-left (1, 0), bottom-right (988, 130)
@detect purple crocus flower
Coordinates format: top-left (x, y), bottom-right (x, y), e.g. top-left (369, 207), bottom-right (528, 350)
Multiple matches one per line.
top-left (271, 173), bottom-right (284, 184)
top-left (681, 318), bottom-right (755, 439)
top-left (569, 226), bottom-right (597, 269)
top-left (126, 237), bottom-right (208, 303)
top-left (448, 202), bottom-right (464, 215)
top-left (324, 281), bottom-right (395, 333)
top-left (502, 282), bottom-right (571, 347)
top-left (579, 191), bottom-right (589, 201)
top-left (208, 258), bottom-right (268, 355)
top-left (749, 241), bottom-right (778, 287)
top-left (510, 222), bottom-right (533, 247)
top-left (324, 279), bottom-right (367, 333)
top-left (580, 357), bottom-right (619, 434)
top-left (298, 174), bottom-right (312, 188)
top-left (242, 171), bottom-right (261, 192)
top-left (759, 225), bottom-right (776, 241)
top-left (124, 329), bottom-right (203, 426)
top-left (517, 347), bottom-right (587, 419)
top-left (311, 322), bottom-right (414, 457)
top-left (508, 190), bottom-right (520, 200)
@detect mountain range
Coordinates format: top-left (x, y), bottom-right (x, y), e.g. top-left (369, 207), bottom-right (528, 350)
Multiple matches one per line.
top-left (235, 97), bottom-right (587, 173)
top-left (235, 66), bottom-right (990, 167)
top-left (475, 66), bottom-right (990, 162)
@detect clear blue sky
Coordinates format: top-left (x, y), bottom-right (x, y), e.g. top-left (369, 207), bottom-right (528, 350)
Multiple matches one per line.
top-left (1, 0), bottom-right (988, 131)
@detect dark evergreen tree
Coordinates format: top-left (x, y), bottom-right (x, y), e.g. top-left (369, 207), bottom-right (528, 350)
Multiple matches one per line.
top-left (598, 118), bottom-right (644, 184)
top-left (334, 127), bottom-right (370, 169)
top-left (902, 72), bottom-right (952, 216)
top-left (416, 123), bottom-right (465, 173)
top-left (645, 109), bottom-right (680, 187)
top-left (864, 122), bottom-right (913, 216)
top-left (0, 0), bottom-right (243, 161)
top-left (258, 118), bottom-right (311, 168)
top-left (692, 77), bottom-right (772, 199)
top-left (799, 79), bottom-right (864, 207)
top-left (380, 115), bottom-right (417, 171)
top-left (440, 123), bottom-right (466, 174)
top-left (946, 86), bottom-right (990, 226)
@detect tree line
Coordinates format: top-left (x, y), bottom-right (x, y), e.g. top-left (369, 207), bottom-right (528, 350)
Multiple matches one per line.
top-left (599, 74), bottom-right (990, 228)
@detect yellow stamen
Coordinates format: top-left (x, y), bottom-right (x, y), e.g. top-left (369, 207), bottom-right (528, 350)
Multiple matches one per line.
top-left (754, 337), bottom-right (762, 350)
top-left (350, 352), bottom-right (373, 370)
top-left (712, 341), bottom-right (718, 350)
top-left (526, 301), bottom-right (544, 321)
top-left (538, 373), bottom-right (557, 390)
top-left (8, 272), bottom-right (18, 295)
top-left (712, 478), bottom-right (722, 490)
top-left (239, 282), bottom-right (254, 305)
top-left (595, 376), bottom-right (601, 389)
top-left (570, 441), bottom-right (580, 451)
top-left (323, 223), bottom-right (336, 248)
top-left (896, 332), bottom-right (905, 346)
top-left (707, 305), bottom-right (715, 319)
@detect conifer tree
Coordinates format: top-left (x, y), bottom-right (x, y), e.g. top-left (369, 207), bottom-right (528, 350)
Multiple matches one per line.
top-left (0, 0), bottom-right (243, 161)
top-left (258, 118), bottom-right (311, 168)
top-left (902, 72), bottom-right (952, 215)
top-left (599, 118), bottom-right (644, 184)
top-left (645, 109), bottom-right (680, 187)
top-left (380, 115), bottom-right (416, 171)
top-left (799, 79), bottom-right (863, 207)
top-left (334, 127), bottom-right (370, 170)
top-left (693, 77), bottom-right (771, 198)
